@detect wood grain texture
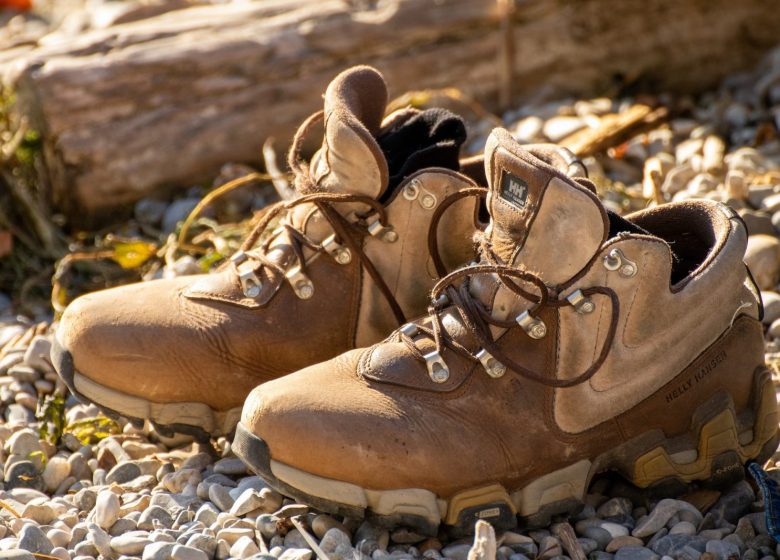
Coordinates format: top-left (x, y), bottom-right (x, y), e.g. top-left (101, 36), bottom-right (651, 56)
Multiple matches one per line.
top-left (4, 0), bottom-right (779, 224)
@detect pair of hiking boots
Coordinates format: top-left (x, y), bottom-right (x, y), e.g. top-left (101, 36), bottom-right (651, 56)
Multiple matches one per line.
top-left (52, 66), bottom-right (779, 535)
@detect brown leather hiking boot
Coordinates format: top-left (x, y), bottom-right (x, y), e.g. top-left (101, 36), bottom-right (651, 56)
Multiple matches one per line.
top-left (51, 65), bottom-right (494, 438)
top-left (234, 127), bottom-right (779, 535)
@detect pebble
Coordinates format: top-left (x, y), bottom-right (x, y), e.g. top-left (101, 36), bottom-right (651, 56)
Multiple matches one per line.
top-left (208, 483), bottom-right (235, 512)
top-left (214, 457), bottom-right (248, 476)
top-left (106, 461), bottom-right (142, 485)
top-left (669, 521), bottom-right (697, 536)
top-left (583, 527), bottom-right (613, 550)
top-left (110, 530), bottom-right (152, 554)
top-left (320, 527), bottom-right (352, 553)
top-left (607, 536), bottom-right (645, 553)
top-left (170, 544), bottom-right (210, 560)
top-left (17, 524), bottom-right (53, 554)
top-left (614, 547), bottom-right (660, 560)
top-left (143, 541), bottom-right (175, 560)
top-left (138, 505), bottom-right (174, 530)
top-left (745, 234), bottom-right (780, 289)
top-left (598, 497), bottom-right (634, 518)
top-left (311, 514), bottom-right (347, 539)
top-left (705, 539), bottom-right (740, 559)
top-left (5, 460), bottom-right (43, 491)
top-left (279, 549), bottom-right (313, 560)
top-left (633, 500), bottom-right (703, 538)
top-left (42, 456), bottom-right (71, 493)
top-left (94, 489), bottom-right (121, 529)
top-left (231, 535), bottom-right (260, 558)
top-left (162, 198), bottom-right (200, 234)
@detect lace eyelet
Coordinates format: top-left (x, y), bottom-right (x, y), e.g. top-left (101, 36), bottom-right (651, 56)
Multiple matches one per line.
top-left (322, 234), bottom-right (352, 265)
top-left (565, 289), bottom-right (595, 314)
top-left (424, 350), bottom-right (449, 383)
top-left (515, 310), bottom-right (547, 339)
top-left (367, 217), bottom-right (398, 243)
top-left (285, 265), bottom-right (314, 300)
top-left (476, 348), bottom-right (506, 378)
top-left (603, 248), bottom-right (637, 277)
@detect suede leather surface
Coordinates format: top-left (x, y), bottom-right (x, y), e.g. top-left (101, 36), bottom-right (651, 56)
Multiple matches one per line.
top-left (242, 131), bottom-right (771, 496)
top-left (243, 312), bottom-right (765, 496)
top-left (60, 255), bottom-right (361, 410)
top-left (57, 65), bottom-right (482, 413)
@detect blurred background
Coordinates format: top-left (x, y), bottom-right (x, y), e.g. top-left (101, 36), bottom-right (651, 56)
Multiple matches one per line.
top-left (0, 0), bottom-right (779, 320)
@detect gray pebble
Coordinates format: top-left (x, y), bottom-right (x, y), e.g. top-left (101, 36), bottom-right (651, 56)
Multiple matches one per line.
top-left (614, 547), bottom-right (659, 560)
top-left (5, 461), bottom-right (43, 491)
top-left (138, 505), bottom-right (174, 530)
top-left (705, 539), bottom-right (740, 559)
top-left (18, 524), bottom-right (54, 554)
top-left (106, 462), bottom-right (142, 485)
top-left (633, 500), bottom-right (702, 538)
top-left (598, 498), bottom-right (634, 519)
top-left (135, 198), bottom-right (169, 226)
top-left (320, 527), bottom-right (352, 553)
top-left (669, 522), bottom-right (696, 536)
top-left (583, 527), bottom-right (613, 549)
top-left (284, 528), bottom-right (311, 550)
top-left (162, 198), bottom-right (200, 234)
top-left (108, 517), bottom-right (138, 536)
top-left (578, 538), bottom-right (599, 555)
top-left (208, 484), bottom-right (235, 512)
top-left (709, 481), bottom-right (755, 524)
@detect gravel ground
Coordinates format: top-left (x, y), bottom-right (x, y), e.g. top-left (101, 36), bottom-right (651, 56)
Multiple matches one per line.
top-left (3, 18), bottom-right (780, 560)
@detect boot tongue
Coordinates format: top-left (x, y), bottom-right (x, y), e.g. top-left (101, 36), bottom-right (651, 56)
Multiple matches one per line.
top-left (484, 128), bottom-right (608, 286)
top-left (309, 65), bottom-right (390, 198)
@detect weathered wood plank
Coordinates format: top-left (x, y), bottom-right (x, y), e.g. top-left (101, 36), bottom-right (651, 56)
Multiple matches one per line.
top-left (4, 0), bottom-right (780, 224)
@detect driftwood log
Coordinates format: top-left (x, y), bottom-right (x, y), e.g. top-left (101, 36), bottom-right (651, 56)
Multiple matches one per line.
top-left (4, 0), bottom-right (780, 225)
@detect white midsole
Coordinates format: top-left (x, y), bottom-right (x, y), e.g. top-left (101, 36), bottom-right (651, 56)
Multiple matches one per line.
top-left (269, 456), bottom-right (593, 525)
top-left (73, 372), bottom-right (241, 436)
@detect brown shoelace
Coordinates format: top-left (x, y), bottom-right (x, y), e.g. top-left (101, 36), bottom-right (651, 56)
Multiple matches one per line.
top-left (400, 237), bottom-right (620, 388)
top-left (230, 110), bottom-right (488, 327)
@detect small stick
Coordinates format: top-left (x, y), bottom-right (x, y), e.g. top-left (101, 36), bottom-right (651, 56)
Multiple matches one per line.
top-left (551, 522), bottom-right (587, 560)
top-left (263, 138), bottom-right (296, 201)
top-left (290, 516), bottom-right (331, 560)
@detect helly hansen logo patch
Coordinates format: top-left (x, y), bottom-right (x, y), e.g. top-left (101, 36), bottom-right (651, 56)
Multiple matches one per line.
top-left (664, 350), bottom-right (726, 403)
top-left (499, 171), bottom-right (529, 209)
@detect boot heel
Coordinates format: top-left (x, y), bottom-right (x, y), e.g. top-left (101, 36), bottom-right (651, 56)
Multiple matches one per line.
top-left (629, 370), bottom-right (778, 490)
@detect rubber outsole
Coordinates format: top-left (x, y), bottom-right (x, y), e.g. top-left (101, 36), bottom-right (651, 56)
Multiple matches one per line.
top-left (50, 337), bottom-right (238, 441)
top-left (233, 371), bottom-right (779, 536)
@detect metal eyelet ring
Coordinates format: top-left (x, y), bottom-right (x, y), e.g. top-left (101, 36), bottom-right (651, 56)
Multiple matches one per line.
top-left (516, 310), bottom-right (547, 339)
top-left (285, 265), bottom-right (314, 300)
top-left (232, 252), bottom-right (262, 298)
top-left (424, 350), bottom-right (449, 383)
top-left (403, 179), bottom-right (421, 200)
top-left (238, 268), bottom-right (262, 298)
top-left (399, 323), bottom-right (419, 338)
top-left (565, 289), bottom-right (595, 314)
top-left (419, 191), bottom-right (437, 210)
top-left (603, 248), bottom-right (637, 277)
top-left (367, 217), bottom-right (398, 243)
top-left (432, 293), bottom-right (449, 308)
top-left (321, 234), bottom-right (352, 265)
top-left (476, 348), bottom-right (506, 378)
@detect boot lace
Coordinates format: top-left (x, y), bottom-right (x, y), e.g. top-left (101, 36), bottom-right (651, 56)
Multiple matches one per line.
top-left (398, 235), bottom-right (620, 388)
top-left (228, 110), bottom-right (486, 326)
